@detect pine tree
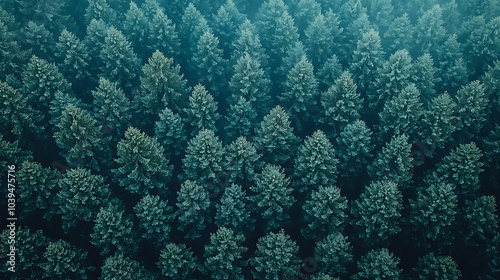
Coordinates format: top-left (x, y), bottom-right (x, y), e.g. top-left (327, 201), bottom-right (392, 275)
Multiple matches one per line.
top-left (251, 230), bottom-right (301, 280)
top-left (134, 195), bottom-right (174, 245)
top-left (336, 120), bottom-right (374, 176)
top-left (414, 5), bottom-right (447, 54)
top-left (148, 9), bottom-right (180, 57)
top-left (315, 232), bottom-right (354, 277)
top-left (289, 0), bottom-right (322, 32)
top-left (83, 19), bottom-right (108, 72)
top-left (100, 27), bottom-right (140, 89)
top-left (383, 13), bottom-right (413, 54)
top-left (224, 136), bottom-right (262, 185)
top-left (55, 29), bottom-right (89, 81)
top-left (304, 11), bottom-right (341, 67)
top-left (215, 183), bottom-right (255, 234)
top-left (351, 180), bottom-right (403, 246)
top-left (419, 92), bottom-right (458, 149)
top-left (85, 0), bottom-right (118, 26)
top-left (204, 227), bottom-right (247, 280)
top-left (294, 130), bottom-right (339, 194)
top-left (113, 127), bottom-right (173, 195)
top-left (369, 134), bottom-right (413, 187)
top-left (484, 60), bottom-right (500, 113)
top-left (175, 180), bottom-right (211, 239)
top-left (91, 204), bottom-right (136, 256)
top-left (155, 107), bottom-right (187, 157)
top-left (157, 243), bottom-right (198, 279)
top-left (184, 84), bottom-right (220, 135)
top-left (310, 274), bottom-right (340, 280)
top-left (363, 0), bottom-right (393, 32)
top-left (321, 71), bottom-right (363, 133)
top-left (378, 83), bottom-right (424, 141)
top-left (456, 81), bottom-right (488, 135)
top-left (48, 90), bottom-right (85, 126)
top-left (231, 19), bottom-right (269, 71)
top-left (191, 30), bottom-right (227, 92)
top-left (41, 240), bottom-right (92, 279)
top-left (211, 0), bottom-right (246, 52)
top-left (355, 248), bottom-right (401, 279)
top-left (434, 34), bottom-right (468, 93)
top-left (251, 164), bottom-right (295, 230)
top-left (122, 1), bottom-right (149, 51)
top-left (56, 168), bottom-right (111, 233)
top-left (412, 253), bottom-right (461, 280)
top-left (21, 21), bottom-right (56, 61)
top-left (254, 106), bottom-right (298, 165)
top-left (411, 53), bottom-right (437, 103)
top-left (180, 3), bottom-right (210, 53)
top-left (463, 196), bottom-right (499, 248)
top-left (349, 29), bottom-right (384, 94)
top-left (340, 7), bottom-right (373, 63)
top-left (0, 18), bottom-right (26, 79)
top-left (101, 253), bottom-right (154, 280)
top-left (225, 96), bottom-right (258, 141)
top-left (317, 54), bottom-right (343, 91)
top-left (302, 186), bottom-right (348, 239)
top-left (0, 135), bottom-right (33, 171)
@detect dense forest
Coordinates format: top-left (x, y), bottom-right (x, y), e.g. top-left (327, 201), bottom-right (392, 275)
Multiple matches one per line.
top-left (1, 0), bottom-right (500, 279)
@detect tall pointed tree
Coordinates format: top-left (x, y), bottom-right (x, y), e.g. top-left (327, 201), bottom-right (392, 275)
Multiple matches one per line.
top-left (225, 96), bottom-right (258, 141)
top-left (350, 29), bottom-right (384, 94)
top-left (55, 29), bottom-right (89, 81)
top-left (41, 240), bottom-right (92, 280)
top-left (336, 120), bottom-right (374, 176)
top-left (383, 13), bottom-right (413, 54)
top-left (157, 243), bottom-right (198, 280)
top-left (191, 30), bottom-right (227, 92)
top-left (315, 232), bottom-right (354, 277)
top-left (419, 92), bottom-right (458, 149)
top-left (355, 248), bottom-right (401, 279)
top-left (148, 9), bottom-right (180, 57)
top-left (154, 107), bottom-right (187, 157)
top-left (175, 180), bottom-right (211, 239)
top-left (184, 84), bottom-right (220, 136)
top-left (215, 183), bottom-right (255, 234)
top-left (224, 136), bottom-right (262, 185)
top-left (134, 195), bottom-right (174, 246)
top-left (204, 227), bottom-right (247, 280)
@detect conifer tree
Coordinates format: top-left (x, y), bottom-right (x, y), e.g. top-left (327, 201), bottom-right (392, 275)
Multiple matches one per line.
top-left (363, 0), bottom-right (393, 32)
top-left (41, 240), bottom-right (92, 279)
top-left (91, 204), bottom-right (136, 256)
top-left (349, 29), bottom-right (384, 94)
top-left (0, 18), bottom-right (26, 79)
top-left (413, 253), bottom-right (461, 280)
top-left (122, 1), bottom-right (149, 51)
top-left (101, 253), bottom-right (154, 280)
top-left (155, 107), bottom-right (187, 157)
top-left (212, 0), bottom-right (246, 52)
top-left (290, 0), bottom-right (321, 32)
top-left (215, 183), bottom-right (255, 234)
top-left (21, 21), bottom-right (56, 61)
top-left (55, 29), bottom-right (89, 81)
top-left (175, 180), bottom-right (211, 239)
top-left (225, 97), bottom-right (258, 141)
top-left (83, 19), bottom-right (108, 72)
top-left (383, 13), bottom-right (413, 54)
top-left (251, 230), bottom-right (301, 280)
top-left (315, 232), bottom-right (354, 277)
top-left (224, 136), bottom-right (262, 185)
top-left (231, 19), bottom-right (269, 71)
top-left (351, 180), bottom-right (403, 246)
top-left (85, 0), bottom-right (118, 26)
top-left (254, 105), bottom-right (298, 165)
top-left (204, 227), bottom-right (247, 280)
top-left (113, 127), bottom-right (173, 195)
top-left (251, 164), bottom-right (295, 230)
top-left (378, 83), bottom-right (423, 141)
top-left (414, 5), bottom-right (447, 54)
top-left (184, 84), bottom-right (220, 135)
top-left (321, 71), bottom-right (363, 133)
top-left (456, 81), bottom-right (488, 135)
top-left (48, 90), bottom-right (85, 126)
top-left (294, 130), bottom-right (339, 194)
top-left (304, 11), bottom-right (341, 67)
top-left (0, 135), bottom-right (33, 170)
top-left (355, 248), bottom-right (401, 279)
top-left (134, 195), bottom-right (173, 245)
top-left (182, 129), bottom-right (224, 189)
top-left (419, 92), bottom-right (458, 149)
top-left (302, 186), bottom-right (347, 239)
top-left (317, 54), bottom-right (343, 91)
top-left (340, 8), bottom-right (373, 62)
top-left (434, 34), bottom-right (468, 93)
top-left (192, 30), bottom-right (227, 92)
top-left (54, 104), bottom-right (108, 171)
top-left (484, 60), bottom-right (500, 112)
top-left (411, 53), bottom-right (437, 103)
top-left (336, 120), bottom-right (374, 176)
top-left (369, 134), bottom-right (413, 187)
top-left (148, 9), bottom-right (180, 57)
top-left (277, 41), bottom-right (308, 85)
top-left (100, 27), bottom-right (140, 89)
top-left (310, 274), bottom-right (340, 280)
top-left (463, 196), bottom-right (499, 248)
top-left (56, 168), bottom-right (111, 233)
top-left (180, 3), bottom-right (210, 53)
top-left (157, 243), bottom-right (198, 279)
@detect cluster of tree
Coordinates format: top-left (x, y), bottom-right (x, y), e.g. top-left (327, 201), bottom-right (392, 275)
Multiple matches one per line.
top-left (1, 0), bottom-right (499, 279)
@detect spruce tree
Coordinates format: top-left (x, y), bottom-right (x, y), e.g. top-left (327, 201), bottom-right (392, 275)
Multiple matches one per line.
top-left (180, 3), bottom-right (210, 53)
top-left (317, 54), bottom-right (343, 91)
top-left (350, 29), bottom-right (384, 94)
top-left (175, 180), bottom-right (211, 239)
top-left (231, 19), bottom-right (269, 72)
top-left (304, 11), bottom-right (341, 67)
top-left (0, 18), bottom-right (26, 79)
top-left (336, 120), bottom-right (374, 176)
top-left (290, 0), bottom-right (322, 32)
top-left (122, 1), bottom-right (149, 51)
top-left (157, 243), bottom-right (198, 279)
top-left (41, 240), bottom-right (92, 279)
top-left (191, 30), bottom-right (227, 92)
top-left (412, 253), bottom-right (461, 280)
top-left (463, 196), bottom-right (499, 248)
top-left (21, 21), bottom-right (56, 61)
top-left (113, 127), bottom-right (173, 195)
top-left (315, 232), bottom-right (354, 277)
top-left (204, 227), bottom-right (247, 280)
top-left (383, 13), bottom-right (413, 54)
top-left (215, 183), bottom-right (255, 234)
top-left (211, 0), bottom-right (246, 52)
top-left (154, 107), bottom-right (187, 157)
top-left (224, 136), bottom-right (262, 185)
top-left (225, 96), bottom-right (258, 141)
top-left (434, 34), bottom-right (468, 93)
top-left (148, 9), bottom-right (180, 57)
top-left (85, 0), bottom-right (118, 26)
top-left (83, 19), bottom-right (108, 72)
top-left (0, 135), bottom-right (33, 171)
top-left (101, 253), bottom-right (154, 280)
top-left (134, 195), bottom-right (174, 245)
top-left (355, 248), bottom-right (401, 279)
top-left (55, 29), bottom-right (89, 81)
top-left (455, 81), bottom-right (488, 135)
top-left (414, 5), bottom-right (447, 54)
top-left (411, 53), bottom-right (437, 103)
top-left (184, 84), bottom-right (220, 136)
top-left (419, 92), bottom-right (458, 149)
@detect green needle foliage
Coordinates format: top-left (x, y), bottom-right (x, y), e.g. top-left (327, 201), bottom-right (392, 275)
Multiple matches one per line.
top-left (191, 30), bottom-right (227, 92)
top-left (184, 84), bottom-right (220, 136)
top-left (455, 80), bottom-right (488, 135)
top-left (212, 0), bottom-right (246, 52)
top-left (55, 29), bottom-right (89, 81)
top-left (41, 240), bottom-right (92, 280)
top-left (224, 136), bottom-right (262, 185)
top-left (304, 11), bottom-right (341, 68)
top-left (225, 96), bottom-right (258, 141)
top-left (175, 180), bottom-right (211, 239)
top-left (204, 227), bottom-right (247, 280)
top-left (154, 107), bottom-right (187, 157)
top-left (148, 9), bottom-right (180, 57)
top-left (350, 29), bottom-right (384, 94)
top-left (215, 183), bottom-right (255, 234)
top-left (336, 120), bottom-right (374, 176)
top-left (419, 92), bottom-right (458, 149)
top-left (113, 127), bottom-right (173, 195)
top-left (463, 196), bottom-right (499, 247)
top-left (315, 232), bottom-right (354, 277)
top-left (101, 253), bottom-right (154, 280)
top-left (411, 53), bottom-right (437, 103)
top-left (412, 253), bottom-right (461, 280)
top-left (157, 243), bottom-right (198, 279)
top-left (251, 229), bottom-right (301, 280)
top-left (134, 195), bottom-right (174, 246)
top-left (383, 13), bottom-right (413, 54)
top-left (355, 248), bottom-right (401, 280)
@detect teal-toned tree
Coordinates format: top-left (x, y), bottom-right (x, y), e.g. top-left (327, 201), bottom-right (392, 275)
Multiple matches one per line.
top-left (277, 41), bottom-right (307, 85)
top-left (0, 135), bottom-right (33, 171)
top-left (212, 0), bottom-right (246, 52)
top-left (419, 92), bottom-right (458, 149)
top-left (215, 183), bottom-right (255, 234)
top-left (134, 195), bottom-right (174, 246)
top-left (411, 53), bottom-right (437, 103)
top-left (192, 30), bottom-right (227, 92)
top-left (463, 196), bottom-right (498, 247)
top-left (91, 77), bottom-right (131, 143)
top-left (157, 243), bottom-right (198, 279)
top-left (41, 240), bottom-right (92, 279)
top-left (368, 134), bottom-right (413, 187)
top-left (484, 233), bottom-right (500, 279)
top-left (455, 81), bottom-right (488, 135)
top-left (148, 9), bottom-right (180, 57)
top-left (100, 26), bottom-right (140, 89)
top-left (349, 29), bottom-right (384, 94)
top-left (302, 186), bottom-right (347, 239)
top-left (378, 83), bottom-right (423, 141)
top-left (413, 253), bottom-right (461, 280)
top-left (180, 3), bottom-right (210, 53)
top-left (482, 125), bottom-right (500, 170)
top-left (484, 60), bottom-right (500, 113)
top-left (91, 204), bottom-right (136, 256)
top-left (310, 274), bottom-right (340, 280)
top-left (317, 54), bottom-right (343, 91)
top-left (254, 105), bottom-right (298, 165)
top-left (48, 90), bottom-right (85, 126)
top-left (251, 230), bottom-right (301, 280)
top-left (251, 164), bottom-right (295, 230)
top-left (289, 0), bottom-right (321, 32)
top-left (231, 19), bottom-right (269, 71)
top-left (383, 13), bottom-right (413, 54)
top-left (85, 0), bottom-right (118, 26)
top-left (21, 21), bottom-right (56, 61)
top-left (336, 120), bottom-right (374, 176)
top-left (0, 227), bottom-right (48, 279)
top-left (55, 29), bottom-right (89, 81)
top-left (155, 107), bottom-right (187, 157)
top-left (340, 10), bottom-right (373, 63)
top-left (204, 227), bottom-right (247, 280)
top-left (101, 253), bottom-right (154, 280)
top-left (224, 136), bottom-right (262, 185)
top-left (0, 19), bottom-right (26, 79)
top-left (409, 182), bottom-right (458, 249)
top-left (140, 0), bottom-right (162, 19)
top-left (184, 84), bottom-right (220, 136)
top-left (56, 168), bottom-right (111, 233)
top-left (54, 104), bottom-right (109, 171)
top-left (225, 97), bottom-right (258, 140)
top-left (83, 19), bottom-right (108, 72)
top-left (122, 2), bottom-right (149, 52)
top-left (414, 5), bottom-right (447, 54)
top-left (434, 34), bottom-right (468, 93)
top-left (175, 180), bottom-right (211, 239)
top-left (304, 11), bottom-right (341, 67)
top-left (321, 71), bottom-right (363, 133)
top-left (315, 232), bottom-right (354, 277)
top-left (355, 248), bottom-right (401, 279)
top-left (363, 0), bottom-right (393, 32)
top-left (351, 180), bottom-right (403, 246)
top-left (113, 127), bottom-right (173, 195)
top-left (294, 130), bottom-right (339, 194)
top-left (182, 129), bottom-right (224, 189)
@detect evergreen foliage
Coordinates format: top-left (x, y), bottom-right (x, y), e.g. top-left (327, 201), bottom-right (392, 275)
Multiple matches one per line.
top-left (101, 253), bottom-right (154, 280)
top-left (184, 84), bottom-right (220, 135)
top-left (134, 195), bottom-right (174, 245)
top-left (41, 240), bottom-right (91, 279)
top-left (154, 107), bottom-right (187, 157)
top-left (455, 80), bottom-right (488, 135)
top-left (336, 120), bottom-right (374, 176)
top-left (350, 29), bottom-right (384, 94)
top-left (157, 243), bottom-right (198, 279)
top-left (355, 248), bottom-right (401, 280)
top-left (412, 253), bottom-right (461, 280)
top-left (21, 21), bottom-right (56, 61)
top-left (317, 54), bottom-right (342, 91)
top-left (191, 30), bottom-right (227, 92)
top-left (215, 183), bottom-right (255, 234)
top-left (148, 9), bottom-right (180, 57)
top-left (304, 11), bottom-right (341, 67)
top-left (55, 29), bottom-right (88, 81)
top-left (315, 232), bottom-right (353, 277)
top-left (204, 227), bottom-right (247, 280)
top-left (463, 196), bottom-right (499, 247)
top-left (419, 92), bottom-right (458, 149)
top-left (225, 96), bottom-right (258, 140)
top-left (383, 13), bottom-right (413, 54)
top-left (175, 180), bottom-right (211, 239)
top-left (212, 0), bottom-right (246, 52)
top-left (411, 53), bottom-right (437, 103)
top-left (224, 136), bottom-right (261, 185)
